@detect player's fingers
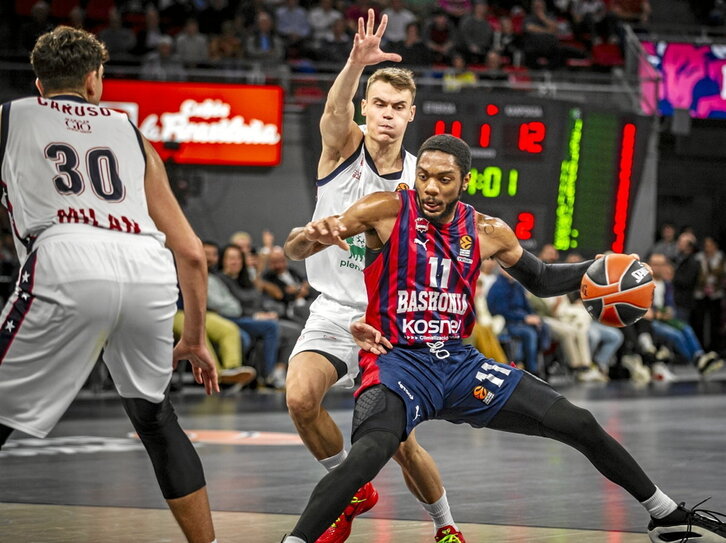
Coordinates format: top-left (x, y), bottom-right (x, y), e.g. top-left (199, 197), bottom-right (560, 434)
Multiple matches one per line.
top-left (382, 53), bottom-right (402, 63)
top-left (381, 336), bottom-right (393, 349)
top-left (375, 13), bottom-right (388, 37)
top-left (629, 252), bottom-right (641, 261)
top-left (333, 237), bottom-right (349, 251)
top-left (366, 8), bottom-right (375, 35)
top-left (358, 16), bottom-right (365, 37)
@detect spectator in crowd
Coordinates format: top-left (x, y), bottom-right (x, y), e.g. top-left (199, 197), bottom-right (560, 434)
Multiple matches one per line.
top-left (438, 0), bottom-right (472, 24)
top-left (523, 0), bottom-right (586, 69)
top-left (570, 0), bottom-right (617, 45)
top-left (423, 9), bottom-right (458, 63)
top-left (208, 18), bottom-right (245, 63)
top-left (487, 267), bottom-right (552, 375)
top-left (528, 245), bottom-right (604, 382)
top-left (493, 15), bottom-right (523, 66)
top-left (672, 232), bottom-right (700, 322)
top-left (443, 52), bottom-right (478, 91)
top-left (275, 0), bottom-right (311, 59)
top-left (246, 11), bottom-right (285, 63)
top-left (382, 0), bottom-right (418, 46)
top-left (19, 1), bottom-right (53, 52)
top-left (648, 222), bottom-right (678, 263)
top-left (219, 244), bottom-right (302, 387)
top-left (563, 252), bottom-right (623, 380)
top-left (263, 246), bottom-right (314, 324)
top-left (67, 6), bottom-right (86, 30)
top-left (204, 241), bottom-right (287, 389)
top-left (457, 0), bottom-right (494, 63)
top-left (98, 7), bottom-right (137, 58)
top-left (693, 236), bottom-right (725, 353)
top-left (470, 259), bottom-right (508, 363)
top-left (618, 316), bottom-right (672, 383)
top-left (647, 253), bottom-right (723, 376)
top-left (131, 6), bottom-right (164, 57)
top-left (308, 0), bottom-right (343, 51)
top-left (390, 22), bottom-right (433, 66)
top-left (141, 35), bottom-right (188, 81)
top-left (172, 307), bottom-right (257, 388)
top-left (175, 18), bottom-right (209, 68)
top-left (319, 18), bottom-right (352, 63)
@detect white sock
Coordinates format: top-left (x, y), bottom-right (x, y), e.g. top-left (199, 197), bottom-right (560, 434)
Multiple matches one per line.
top-left (419, 489), bottom-right (456, 531)
top-left (641, 487), bottom-right (678, 519)
top-left (319, 449), bottom-right (347, 472)
top-left (283, 537), bottom-right (306, 543)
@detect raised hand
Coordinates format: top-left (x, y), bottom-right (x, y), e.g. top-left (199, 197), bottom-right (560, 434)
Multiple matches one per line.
top-left (303, 215), bottom-right (349, 250)
top-left (350, 320), bottom-right (393, 354)
top-left (349, 9), bottom-right (402, 66)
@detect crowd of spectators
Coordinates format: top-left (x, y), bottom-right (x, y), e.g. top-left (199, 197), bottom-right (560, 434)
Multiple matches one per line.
top-left (472, 234), bottom-right (726, 385)
top-left (10, 0), bottom-right (668, 84)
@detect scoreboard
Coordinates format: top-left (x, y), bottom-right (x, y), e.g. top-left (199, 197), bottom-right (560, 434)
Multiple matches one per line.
top-left (405, 91), bottom-right (653, 255)
top-left (304, 90), bottom-right (653, 257)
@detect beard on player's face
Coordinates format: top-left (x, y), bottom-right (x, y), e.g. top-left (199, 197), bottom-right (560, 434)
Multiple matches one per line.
top-left (415, 190), bottom-right (461, 225)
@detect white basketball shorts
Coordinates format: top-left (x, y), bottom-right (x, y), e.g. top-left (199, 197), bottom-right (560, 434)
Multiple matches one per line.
top-left (289, 295), bottom-right (365, 389)
top-left (0, 225), bottom-right (178, 438)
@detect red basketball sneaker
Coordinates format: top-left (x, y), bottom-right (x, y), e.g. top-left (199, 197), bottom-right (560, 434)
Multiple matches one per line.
top-left (315, 482), bottom-right (379, 543)
top-left (434, 525), bottom-right (466, 543)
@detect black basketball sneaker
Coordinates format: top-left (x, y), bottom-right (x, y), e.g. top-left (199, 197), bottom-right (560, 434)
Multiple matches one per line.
top-left (648, 500), bottom-right (726, 542)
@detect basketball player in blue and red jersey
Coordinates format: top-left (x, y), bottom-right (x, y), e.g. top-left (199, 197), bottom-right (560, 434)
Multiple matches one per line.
top-left (281, 134), bottom-right (726, 543)
top-left (284, 9), bottom-right (464, 543)
top-left (0, 27), bottom-right (218, 542)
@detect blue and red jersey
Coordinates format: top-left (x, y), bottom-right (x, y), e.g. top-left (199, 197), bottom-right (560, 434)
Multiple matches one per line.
top-left (364, 190), bottom-right (482, 345)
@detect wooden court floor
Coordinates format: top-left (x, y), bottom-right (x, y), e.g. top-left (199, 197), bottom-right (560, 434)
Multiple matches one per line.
top-left (1, 366), bottom-right (725, 543)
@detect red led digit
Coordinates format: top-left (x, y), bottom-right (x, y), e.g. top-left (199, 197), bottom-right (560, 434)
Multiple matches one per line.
top-left (433, 120), bottom-right (462, 137)
top-left (518, 121), bottom-right (546, 153)
top-left (514, 212), bottom-right (535, 240)
top-left (479, 123), bottom-right (491, 147)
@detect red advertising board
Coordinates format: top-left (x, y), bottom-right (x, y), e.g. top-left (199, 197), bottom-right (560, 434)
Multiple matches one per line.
top-left (101, 80), bottom-right (283, 166)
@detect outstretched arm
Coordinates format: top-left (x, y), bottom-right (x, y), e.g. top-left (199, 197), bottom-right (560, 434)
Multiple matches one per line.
top-left (284, 191), bottom-right (400, 261)
top-left (478, 213), bottom-right (593, 297)
top-left (319, 9), bottom-right (402, 177)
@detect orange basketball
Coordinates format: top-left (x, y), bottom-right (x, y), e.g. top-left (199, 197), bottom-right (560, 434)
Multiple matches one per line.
top-left (580, 254), bottom-right (654, 327)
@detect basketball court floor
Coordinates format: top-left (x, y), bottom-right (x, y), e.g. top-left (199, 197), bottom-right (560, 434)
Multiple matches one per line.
top-left (2, 365), bottom-right (725, 543)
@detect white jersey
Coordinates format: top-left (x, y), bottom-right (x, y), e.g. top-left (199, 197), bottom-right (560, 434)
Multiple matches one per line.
top-left (0, 95), bottom-right (165, 262)
top-left (306, 127), bottom-right (417, 309)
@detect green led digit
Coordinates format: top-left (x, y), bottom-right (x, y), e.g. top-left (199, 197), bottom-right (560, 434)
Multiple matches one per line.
top-left (482, 167), bottom-right (501, 197)
top-left (507, 169), bottom-right (519, 196)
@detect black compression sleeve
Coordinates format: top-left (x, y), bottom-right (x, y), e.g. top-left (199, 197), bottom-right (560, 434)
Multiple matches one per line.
top-left (504, 249), bottom-right (593, 297)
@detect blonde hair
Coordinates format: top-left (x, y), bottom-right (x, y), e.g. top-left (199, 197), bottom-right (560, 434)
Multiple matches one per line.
top-left (365, 67), bottom-right (416, 103)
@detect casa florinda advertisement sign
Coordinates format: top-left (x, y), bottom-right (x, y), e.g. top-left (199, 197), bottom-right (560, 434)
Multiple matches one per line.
top-left (101, 80), bottom-right (283, 166)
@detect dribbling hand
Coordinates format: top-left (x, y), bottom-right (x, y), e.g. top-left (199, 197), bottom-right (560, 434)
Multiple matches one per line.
top-left (349, 9), bottom-right (402, 66)
top-left (303, 215), bottom-right (349, 250)
top-left (351, 320), bottom-right (393, 355)
top-left (173, 340), bottom-right (220, 395)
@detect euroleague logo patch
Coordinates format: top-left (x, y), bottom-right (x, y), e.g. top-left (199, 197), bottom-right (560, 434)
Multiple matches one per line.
top-left (458, 235), bottom-right (473, 264)
top-left (472, 385), bottom-right (495, 405)
top-left (395, 183), bottom-right (410, 191)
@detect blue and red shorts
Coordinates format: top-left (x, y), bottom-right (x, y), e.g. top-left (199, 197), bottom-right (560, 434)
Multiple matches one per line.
top-left (357, 340), bottom-right (524, 438)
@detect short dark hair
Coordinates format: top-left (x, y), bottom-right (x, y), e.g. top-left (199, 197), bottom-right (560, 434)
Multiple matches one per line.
top-left (417, 134), bottom-right (471, 179)
top-left (31, 26), bottom-right (109, 93)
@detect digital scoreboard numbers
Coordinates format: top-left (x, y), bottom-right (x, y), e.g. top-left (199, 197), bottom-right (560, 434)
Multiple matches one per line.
top-left (405, 92), bottom-right (651, 256)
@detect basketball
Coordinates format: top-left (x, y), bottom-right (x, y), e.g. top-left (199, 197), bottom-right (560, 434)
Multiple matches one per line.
top-left (580, 254), bottom-right (654, 327)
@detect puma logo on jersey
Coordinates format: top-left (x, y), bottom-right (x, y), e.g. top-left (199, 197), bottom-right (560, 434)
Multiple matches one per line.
top-left (414, 238), bottom-right (430, 249)
top-left (631, 267), bottom-right (649, 283)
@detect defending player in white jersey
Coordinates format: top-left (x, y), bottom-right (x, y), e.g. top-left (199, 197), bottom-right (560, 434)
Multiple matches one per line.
top-left (0, 26), bottom-right (218, 543)
top-left (283, 10), bottom-right (465, 543)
